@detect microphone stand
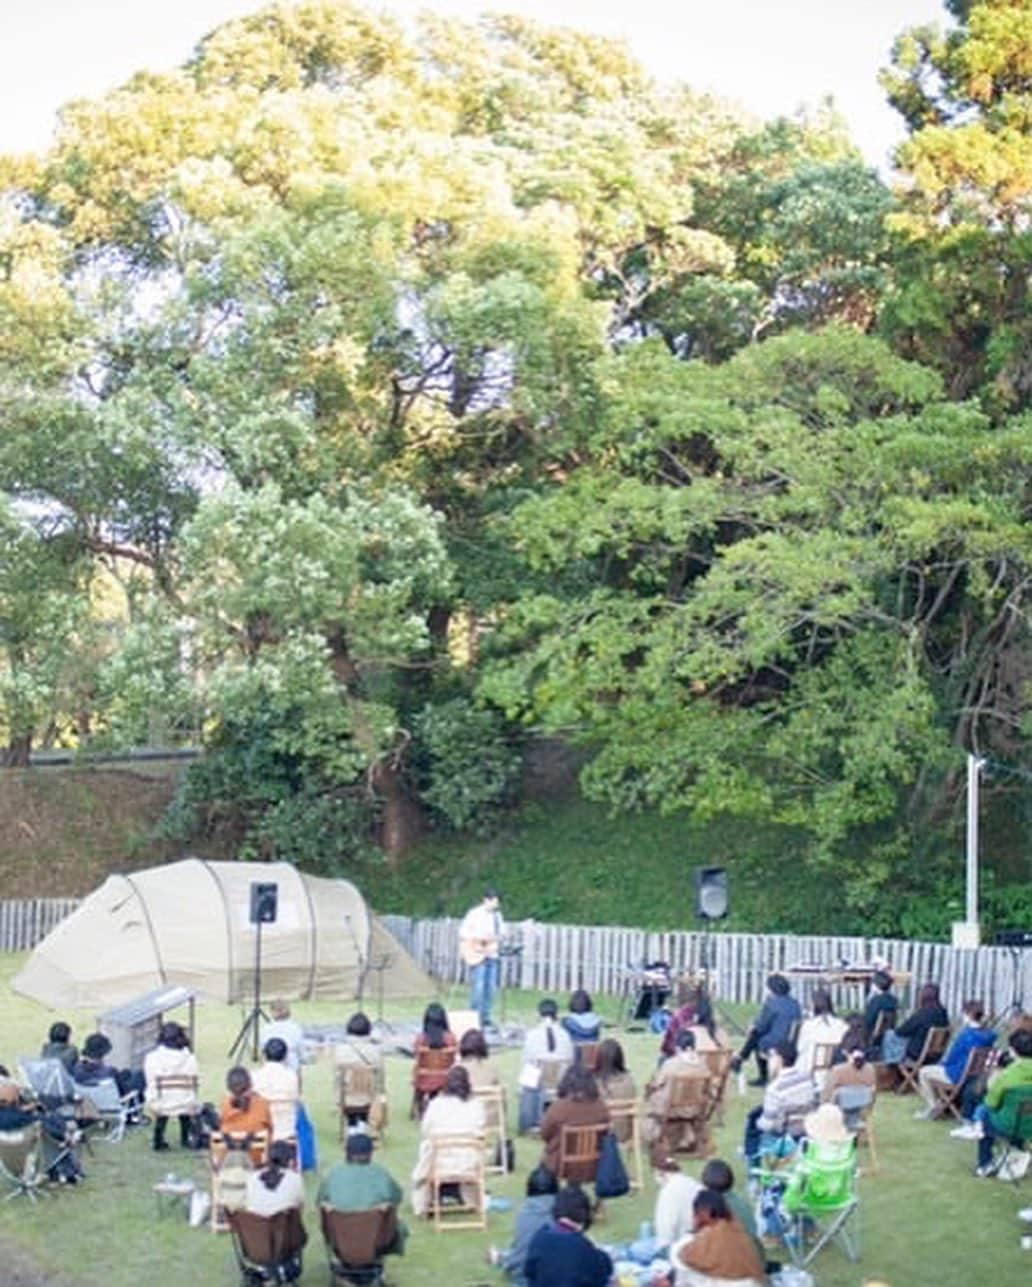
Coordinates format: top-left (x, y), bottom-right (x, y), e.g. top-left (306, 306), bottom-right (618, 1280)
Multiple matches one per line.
top-left (343, 913), bottom-right (367, 1010)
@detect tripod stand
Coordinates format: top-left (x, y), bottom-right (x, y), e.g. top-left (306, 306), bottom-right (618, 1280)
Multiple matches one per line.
top-left (696, 922), bottom-right (746, 1036)
top-left (228, 917), bottom-right (270, 1062)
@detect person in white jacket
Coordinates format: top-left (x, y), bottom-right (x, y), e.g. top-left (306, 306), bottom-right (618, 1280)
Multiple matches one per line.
top-left (144, 1022), bottom-right (200, 1151)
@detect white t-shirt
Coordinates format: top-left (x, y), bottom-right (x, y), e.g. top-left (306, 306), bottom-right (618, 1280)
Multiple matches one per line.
top-left (459, 902), bottom-right (505, 954)
top-left (796, 1015), bottom-right (848, 1074)
top-left (655, 1170), bottom-right (703, 1246)
top-left (244, 1167), bottom-right (305, 1218)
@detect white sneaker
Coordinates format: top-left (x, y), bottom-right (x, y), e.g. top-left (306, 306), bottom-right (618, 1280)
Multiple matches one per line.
top-left (949, 1124), bottom-right (982, 1140)
top-left (1019, 1207), bottom-right (1032, 1223)
top-left (913, 1107), bottom-right (934, 1121)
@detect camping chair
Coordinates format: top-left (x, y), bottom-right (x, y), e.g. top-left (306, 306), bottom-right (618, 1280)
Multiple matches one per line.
top-left (0, 1123), bottom-right (47, 1203)
top-left (834, 1084), bottom-right (878, 1174)
top-left (557, 1122), bottom-right (607, 1186)
top-left (321, 1203), bottom-right (398, 1284)
top-left (228, 1208), bottom-right (306, 1284)
top-left (211, 1131), bottom-right (268, 1232)
top-left (896, 1026), bottom-right (950, 1095)
top-left (17, 1057), bottom-right (79, 1113)
top-left (427, 1133), bottom-right (486, 1231)
top-left (82, 1078), bottom-right (140, 1144)
top-left (338, 1065), bottom-right (379, 1142)
top-left (606, 1098), bottom-right (644, 1190)
top-left (930, 1045), bottom-right (991, 1122)
top-left (780, 1140), bottom-right (860, 1268)
top-left (474, 1085), bottom-right (510, 1175)
top-left (991, 1087), bottom-right (1032, 1185)
top-left (411, 1047), bottom-right (456, 1119)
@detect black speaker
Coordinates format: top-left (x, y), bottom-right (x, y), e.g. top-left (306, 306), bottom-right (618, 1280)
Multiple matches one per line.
top-left (249, 881), bottom-right (278, 925)
top-left (694, 866), bottom-right (728, 920)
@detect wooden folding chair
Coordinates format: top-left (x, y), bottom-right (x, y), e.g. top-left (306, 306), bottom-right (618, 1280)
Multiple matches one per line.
top-left (930, 1045), bottom-right (991, 1122)
top-left (428, 1134), bottom-right (486, 1232)
top-left (698, 1048), bottom-right (733, 1122)
top-left (474, 1085), bottom-right (509, 1175)
top-left (869, 1008), bottom-right (896, 1046)
top-left (576, 1042), bottom-right (600, 1072)
top-left (411, 1046), bottom-right (456, 1119)
top-left (210, 1130), bottom-right (268, 1232)
top-left (812, 1043), bottom-right (839, 1077)
top-left (662, 1072), bottom-right (713, 1158)
top-left (538, 1058), bottom-right (570, 1110)
top-left (338, 1064), bottom-right (380, 1141)
top-left (896, 1026), bottom-right (950, 1095)
top-left (557, 1123), bottom-right (607, 1186)
top-left (606, 1098), bottom-right (643, 1190)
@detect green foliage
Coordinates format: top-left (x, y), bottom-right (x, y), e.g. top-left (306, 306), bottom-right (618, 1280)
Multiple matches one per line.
top-left (411, 697), bottom-right (522, 833)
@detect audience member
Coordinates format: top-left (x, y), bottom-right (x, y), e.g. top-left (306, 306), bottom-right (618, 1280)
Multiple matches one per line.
top-left (863, 971), bottom-right (898, 1055)
top-left (39, 1021), bottom-right (77, 1073)
top-left (245, 1138), bottom-right (305, 1216)
top-left (71, 1032), bottom-right (144, 1099)
top-left (251, 1037), bottom-right (300, 1141)
top-left (524, 1183), bottom-right (612, 1287)
top-left (562, 990), bottom-right (602, 1045)
top-left (822, 1039), bottom-right (876, 1105)
top-left (411, 1002), bottom-right (457, 1106)
top-left (539, 1065), bottom-right (609, 1179)
top-left (144, 1021), bottom-right (200, 1152)
top-left (687, 992), bottom-right (728, 1053)
top-left (796, 990), bottom-right (847, 1077)
top-left (262, 1001), bottom-right (305, 1074)
top-left (334, 1011), bottom-right (385, 1125)
top-left (489, 1164), bottom-right (558, 1285)
top-left (644, 1030), bottom-right (711, 1160)
top-left (595, 1038), bottom-right (636, 1140)
top-left (519, 999), bottom-right (574, 1132)
top-left (731, 975), bottom-right (802, 1087)
top-left (220, 1066), bottom-right (272, 1138)
top-left (969, 1028), bottom-right (1032, 1175)
top-left (661, 981), bottom-right (700, 1059)
top-left (672, 1189), bottom-right (765, 1287)
top-left (882, 982), bottom-right (949, 1065)
top-left (743, 1042), bottom-right (816, 1163)
top-left (318, 1132), bottom-right (407, 1255)
top-left (700, 1158), bottom-right (757, 1240)
top-left (915, 999), bottom-right (995, 1120)
top-left (411, 1065), bottom-right (485, 1217)
top-left (459, 1027), bottom-right (502, 1090)
top-left (653, 1154), bottom-right (702, 1249)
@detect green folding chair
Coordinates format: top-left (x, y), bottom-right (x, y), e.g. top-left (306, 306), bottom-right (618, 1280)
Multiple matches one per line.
top-left (781, 1140), bottom-right (860, 1267)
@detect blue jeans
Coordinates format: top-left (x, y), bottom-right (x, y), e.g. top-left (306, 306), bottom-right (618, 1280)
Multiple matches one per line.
top-left (470, 957), bottom-right (500, 1027)
top-left (975, 1103), bottom-right (996, 1168)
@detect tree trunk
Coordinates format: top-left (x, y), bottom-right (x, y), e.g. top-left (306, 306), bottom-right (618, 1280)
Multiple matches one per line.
top-left (371, 760), bottom-right (425, 858)
top-left (2, 733), bottom-right (32, 767)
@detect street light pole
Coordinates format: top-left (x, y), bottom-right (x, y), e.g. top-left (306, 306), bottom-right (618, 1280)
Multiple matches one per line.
top-left (954, 752), bottom-right (986, 948)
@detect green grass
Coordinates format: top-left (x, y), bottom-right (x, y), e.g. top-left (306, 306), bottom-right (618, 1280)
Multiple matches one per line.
top-left (0, 953), bottom-right (1028, 1285)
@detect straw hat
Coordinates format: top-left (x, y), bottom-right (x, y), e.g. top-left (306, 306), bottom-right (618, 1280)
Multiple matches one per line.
top-left (803, 1102), bottom-right (850, 1143)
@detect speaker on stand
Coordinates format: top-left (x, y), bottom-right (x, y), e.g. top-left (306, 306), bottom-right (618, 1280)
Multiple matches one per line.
top-left (694, 865), bottom-right (744, 1035)
top-left (228, 881), bottom-right (278, 1061)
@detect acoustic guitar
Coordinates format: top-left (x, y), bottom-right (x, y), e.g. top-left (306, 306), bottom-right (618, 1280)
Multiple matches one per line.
top-left (460, 937), bottom-right (498, 968)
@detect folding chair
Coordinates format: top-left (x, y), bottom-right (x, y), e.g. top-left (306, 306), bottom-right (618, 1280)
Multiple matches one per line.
top-left (575, 1042), bottom-right (600, 1072)
top-left (869, 1008), bottom-right (896, 1047)
top-left (338, 1065), bottom-right (378, 1142)
top-left (929, 1045), bottom-right (991, 1122)
top-left (659, 1071), bottom-right (713, 1159)
top-left (991, 1088), bottom-right (1032, 1186)
top-left (0, 1123), bottom-right (45, 1202)
top-left (557, 1122), bottom-right (607, 1186)
top-left (474, 1085), bottom-right (510, 1175)
top-left (17, 1057), bottom-right (78, 1112)
top-left (811, 1042), bottom-right (839, 1078)
top-left (210, 1131), bottom-right (268, 1232)
top-left (81, 1078), bottom-right (140, 1144)
top-left (427, 1133), bottom-right (486, 1231)
top-left (321, 1203), bottom-right (398, 1284)
top-left (698, 1048), bottom-right (734, 1123)
top-left (896, 1026), bottom-right (950, 1095)
top-left (538, 1058), bottom-right (570, 1112)
top-left (834, 1084), bottom-right (878, 1174)
top-left (228, 1207), bottom-right (306, 1284)
top-left (605, 1098), bottom-right (644, 1190)
top-left (781, 1140), bottom-right (860, 1268)
top-left (265, 1097), bottom-right (299, 1147)
top-left (411, 1047), bottom-right (456, 1119)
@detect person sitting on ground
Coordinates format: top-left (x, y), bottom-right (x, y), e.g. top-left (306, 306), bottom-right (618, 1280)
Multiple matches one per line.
top-left (730, 974), bottom-right (801, 1087)
top-left (881, 982), bottom-right (949, 1066)
top-left (262, 1001), bottom-right (305, 1074)
top-left (796, 990), bottom-right (848, 1078)
top-left (518, 999), bottom-right (575, 1133)
top-left (700, 1159), bottom-right (757, 1241)
top-left (863, 971), bottom-right (898, 1056)
top-left (220, 1066), bottom-right (273, 1139)
top-left (319, 1131), bottom-right (407, 1256)
top-left (251, 1037), bottom-right (300, 1141)
top-left (459, 1027), bottom-right (502, 1090)
top-left (594, 1038), bottom-right (636, 1140)
top-left (562, 989), bottom-right (602, 1046)
top-left (488, 1164), bottom-right (559, 1285)
top-left (822, 1037), bottom-right (876, 1105)
top-left (245, 1138), bottom-right (305, 1217)
top-left (644, 1030), bottom-right (711, 1161)
top-left (71, 1032), bottom-right (145, 1099)
top-left (144, 1021), bottom-right (200, 1152)
top-left (743, 1042), bottom-right (817, 1164)
top-left (967, 1028), bottom-right (1032, 1174)
top-left (672, 1189), bottom-right (766, 1287)
top-left (539, 1064), bottom-right (610, 1179)
top-left (653, 1154), bottom-right (703, 1249)
top-left (661, 981), bottom-right (700, 1059)
top-left (411, 1064), bottom-right (486, 1217)
top-left (524, 1182), bottom-right (613, 1287)
top-left (40, 1021), bottom-right (78, 1074)
top-left (915, 999), bottom-right (995, 1121)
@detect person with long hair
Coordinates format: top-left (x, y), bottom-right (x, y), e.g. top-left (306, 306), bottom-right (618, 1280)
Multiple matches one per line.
top-left (411, 1003), bottom-right (457, 1107)
top-left (594, 1038), bottom-right (636, 1140)
top-left (539, 1065), bottom-right (609, 1178)
top-left (673, 1189), bottom-right (765, 1285)
top-left (245, 1139), bottom-right (305, 1217)
top-left (882, 982), bottom-right (949, 1065)
top-left (660, 980), bottom-right (699, 1059)
top-left (411, 1064), bottom-right (485, 1217)
top-left (796, 990), bottom-right (848, 1077)
top-left (459, 1027), bottom-right (502, 1090)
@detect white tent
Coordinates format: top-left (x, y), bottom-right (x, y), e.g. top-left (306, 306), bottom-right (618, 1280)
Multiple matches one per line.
top-left (12, 858), bottom-right (431, 1010)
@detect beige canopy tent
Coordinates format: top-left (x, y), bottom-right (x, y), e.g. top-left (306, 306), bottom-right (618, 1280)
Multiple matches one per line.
top-left (12, 858), bottom-right (432, 1010)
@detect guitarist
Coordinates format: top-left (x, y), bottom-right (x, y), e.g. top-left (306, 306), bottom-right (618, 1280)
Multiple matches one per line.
top-left (459, 888), bottom-right (505, 1030)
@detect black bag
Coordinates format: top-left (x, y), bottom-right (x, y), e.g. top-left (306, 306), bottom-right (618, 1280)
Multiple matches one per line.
top-left (493, 1137), bottom-right (516, 1172)
top-left (594, 1130), bottom-right (630, 1199)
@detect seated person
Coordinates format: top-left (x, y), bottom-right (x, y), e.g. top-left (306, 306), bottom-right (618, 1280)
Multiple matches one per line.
top-left (318, 1131), bottom-right (406, 1254)
top-left (219, 1066), bottom-right (273, 1140)
top-left (488, 1164), bottom-right (558, 1285)
top-left (562, 990), bottom-right (602, 1046)
top-left (458, 1026), bottom-right (502, 1090)
top-left (246, 1139), bottom-right (305, 1216)
top-left (700, 1159), bottom-right (757, 1240)
top-left (334, 1011), bottom-right (385, 1130)
top-left (411, 1065), bottom-right (485, 1217)
top-left (251, 1037), bottom-right (300, 1141)
top-left (687, 993), bottom-right (729, 1053)
top-left (970, 1028), bottom-right (1032, 1175)
top-left (661, 981), bottom-right (700, 1059)
top-left (644, 1030), bottom-right (711, 1160)
top-left (654, 1154), bottom-right (702, 1249)
top-left (822, 1040), bottom-right (876, 1105)
top-left (411, 1003), bottom-right (457, 1107)
top-left (144, 1021), bottom-right (200, 1152)
top-left (539, 1065), bottom-right (609, 1179)
top-left (881, 982), bottom-right (949, 1065)
top-left (40, 1022), bottom-right (78, 1073)
top-left (672, 1189), bottom-right (766, 1287)
top-left (730, 974), bottom-right (801, 1087)
top-left (863, 970), bottom-right (898, 1055)
top-left (595, 1038), bottom-right (636, 1140)
top-left (70, 1032), bottom-right (144, 1099)
top-left (518, 999), bottom-right (574, 1133)
top-left (0, 1080), bottom-right (83, 1185)
top-left (798, 1102), bottom-right (853, 1159)
top-left (742, 1042), bottom-right (817, 1164)
top-left (796, 990), bottom-right (847, 1077)
top-left (524, 1183), bottom-right (612, 1287)
top-left (916, 999), bottom-right (995, 1121)
top-left (262, 1001), bottom-right (305, 1074)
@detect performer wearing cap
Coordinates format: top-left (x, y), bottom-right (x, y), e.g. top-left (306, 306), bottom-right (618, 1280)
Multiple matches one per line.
top-left (459, 887), bottom-right (504, 1030)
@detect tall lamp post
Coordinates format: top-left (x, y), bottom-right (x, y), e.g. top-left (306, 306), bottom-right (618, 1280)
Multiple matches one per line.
top-left (953, 753), bottom-right (985, 949)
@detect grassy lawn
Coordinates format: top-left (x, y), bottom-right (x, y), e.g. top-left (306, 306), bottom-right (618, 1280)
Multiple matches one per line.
top-left (0, 952), bottom-right (1028, 1285)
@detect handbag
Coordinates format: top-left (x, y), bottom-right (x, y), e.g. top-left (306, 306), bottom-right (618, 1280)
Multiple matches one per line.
top-left (594, 1129), bottom-right (630, 1198)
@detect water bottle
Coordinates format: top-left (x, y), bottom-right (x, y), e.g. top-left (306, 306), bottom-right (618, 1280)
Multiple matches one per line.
top-left (737, 1067), bottom-right (747, 1096)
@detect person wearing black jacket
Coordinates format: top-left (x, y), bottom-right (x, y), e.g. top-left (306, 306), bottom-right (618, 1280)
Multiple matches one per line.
top-left (885, 982), bottom-right (949, 1063)
top-left (524, 1184), bottom-right (612, 1287)
top-left (863, 971), bottom-right (899, 1055)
